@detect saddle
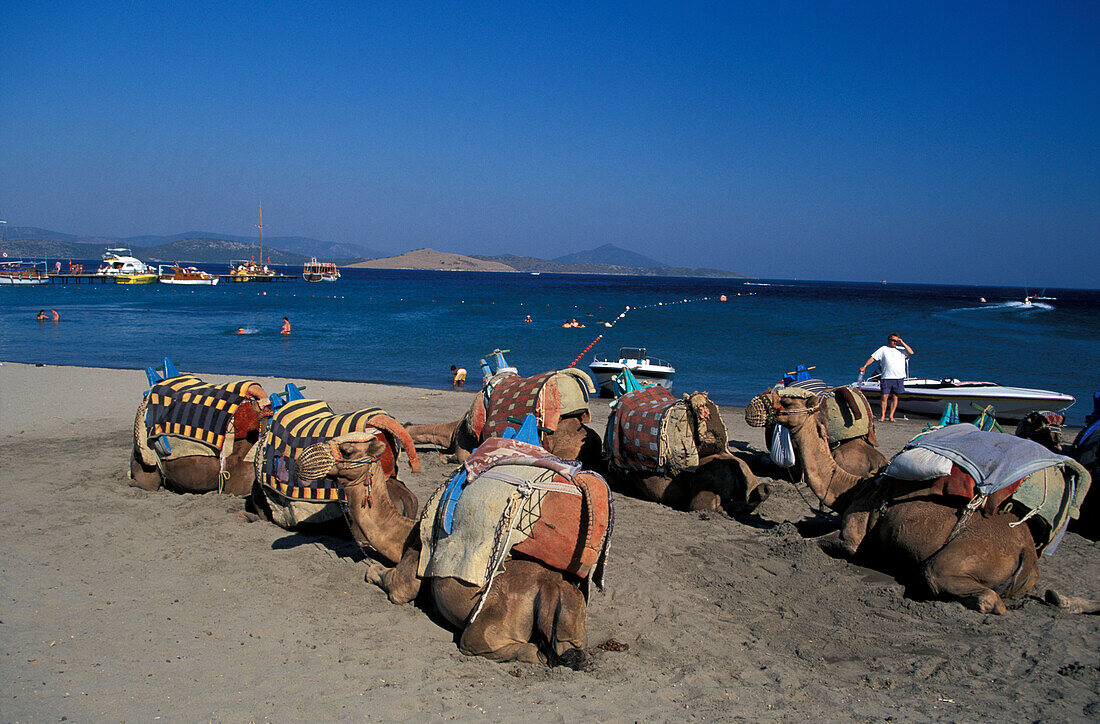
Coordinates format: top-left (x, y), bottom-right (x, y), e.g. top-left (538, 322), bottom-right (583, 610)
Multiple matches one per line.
top-left (468, 369), bottom-right (596, 444)
top-left (262, 398), bottom-right (419, 502)
top-left (605, 387), bottom-right (728, 474)
top-left (145, 374), bottom-right (265, 453)
top-left (418, 437), bottom-right (612, 596)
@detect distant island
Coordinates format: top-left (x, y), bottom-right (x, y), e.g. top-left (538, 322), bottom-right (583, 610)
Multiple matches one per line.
top-left (0, 227), bottom-right (745, 279)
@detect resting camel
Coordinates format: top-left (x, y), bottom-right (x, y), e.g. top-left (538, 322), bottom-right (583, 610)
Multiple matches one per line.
top-left (310, 433), bottom-right (597, 667)
top-left (1015, 409), bottom-right (1099, 540)
top-left (406, 369), bottom-right (601, 469)
top-left (764, 390), bottom-right (1041, 614)
top-left (606, 389), bottom-right (771, 513)
top-left (755, 386), bottom-right (887, 477)
top-left (130, 378), bottom-right (271, 495)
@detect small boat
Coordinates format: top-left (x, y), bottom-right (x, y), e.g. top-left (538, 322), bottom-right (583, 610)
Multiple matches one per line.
top-left (302, 258), bottom-right (340, 282)
top-left (229, 206), bottom-right (276, 282)
top-left (590, 347), bottom-right (675, 398)
top-left (0, 260), bottom-right (49, 286)
top-left (158, 264), bottom-right (219, 286)
top-left (96, 248), bottom-right (157, 284)
top-left (854, 374), bottom-right (1074, 421)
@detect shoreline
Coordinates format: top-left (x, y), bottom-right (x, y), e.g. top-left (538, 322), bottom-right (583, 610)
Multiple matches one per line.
top-left (1, 362), bottom-right (1096, 720)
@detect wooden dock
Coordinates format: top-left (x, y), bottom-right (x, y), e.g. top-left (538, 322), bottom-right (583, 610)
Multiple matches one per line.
top-left (46, 274), bottom-right (298, 284)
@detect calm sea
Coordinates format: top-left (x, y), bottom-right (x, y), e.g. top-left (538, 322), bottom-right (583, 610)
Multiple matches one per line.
top-left (3, 265), bottom-right (1098, 424)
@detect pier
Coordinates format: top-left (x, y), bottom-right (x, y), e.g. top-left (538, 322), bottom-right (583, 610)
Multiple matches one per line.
top-left (45, 274), bottom-right (298, 284)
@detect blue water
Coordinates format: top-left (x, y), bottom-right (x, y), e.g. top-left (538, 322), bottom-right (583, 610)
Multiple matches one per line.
top-left (3, 265), bottom-right (1098, 423)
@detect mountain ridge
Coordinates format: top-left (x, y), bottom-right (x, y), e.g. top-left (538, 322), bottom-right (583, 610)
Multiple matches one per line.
top-left (1, 229), bottom-right (744, 277)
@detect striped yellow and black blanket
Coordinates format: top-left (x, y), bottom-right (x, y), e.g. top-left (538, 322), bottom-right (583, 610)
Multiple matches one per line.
top-left (145, 374), bottom-right (263, 452)
top-left (261, 398), bottom-right (418, 502)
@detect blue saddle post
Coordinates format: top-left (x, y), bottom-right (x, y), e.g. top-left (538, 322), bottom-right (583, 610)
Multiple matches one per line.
top-left (440, 413), bottom-right (540, 534)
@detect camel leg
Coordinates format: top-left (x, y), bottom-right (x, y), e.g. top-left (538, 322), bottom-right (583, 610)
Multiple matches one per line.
top-left (458, 563), bottom-right (587, 667)
top-left (365, 546), bottom-right (422, 605)
top-left (129, 450), bottom-right (163, 491)
top-left (922, 540), bottom-right (1037, 615)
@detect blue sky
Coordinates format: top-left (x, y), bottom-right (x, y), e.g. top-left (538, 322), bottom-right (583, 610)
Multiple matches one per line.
top-left (2, 1), bottom-right (1097, 286)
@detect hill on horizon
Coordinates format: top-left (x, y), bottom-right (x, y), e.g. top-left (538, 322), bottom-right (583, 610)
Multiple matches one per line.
top-left (552, 243), bottom-right (666, 268)
top-left (1, 227), bottom-right (743, 278)
top-left (1, 226), bottom-right (383, 261)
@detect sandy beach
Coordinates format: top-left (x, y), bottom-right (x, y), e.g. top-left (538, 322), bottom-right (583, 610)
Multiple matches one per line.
top-left (1, 361), bottom-right (1096, 722)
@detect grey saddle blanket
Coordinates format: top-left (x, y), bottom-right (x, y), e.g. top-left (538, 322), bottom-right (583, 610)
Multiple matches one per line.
top-left (907, 423), bottom-right (1071, 494)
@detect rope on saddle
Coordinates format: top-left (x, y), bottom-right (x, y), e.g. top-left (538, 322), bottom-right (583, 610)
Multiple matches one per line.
top-left (133, 396), bottom-right (159, 468)
top-left (940, 493), bottom-right (987, 549)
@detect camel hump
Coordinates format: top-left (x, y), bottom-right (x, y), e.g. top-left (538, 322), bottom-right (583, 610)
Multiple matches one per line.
top-left (824, 386), bottom-right (874, 445)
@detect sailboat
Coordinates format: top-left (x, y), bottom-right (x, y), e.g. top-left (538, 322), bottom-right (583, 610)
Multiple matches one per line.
top-left (229, 206), bottom-right (276, 282)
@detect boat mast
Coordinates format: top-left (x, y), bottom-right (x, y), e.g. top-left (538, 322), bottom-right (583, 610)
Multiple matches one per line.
top-left (255, 205), bottom-right (264, 265)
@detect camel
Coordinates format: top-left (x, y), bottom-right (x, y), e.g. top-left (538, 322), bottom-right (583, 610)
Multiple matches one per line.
top-left (314, 433), bottom-right (602, 667)
top-left (764, 390), bottom-right (1045, 614)
top-left (130, 377), bottom-right (271, 495)
top-left (1015, 409), bottom-right (1099, 540)
top-left (751, 386), bottom-right (887, 477)
top-left (406, 369), bottom-right (602, 468)
top-left (606, 389), bottom-right (771, 513)
top-left (247, 400), bottom-right (423, 530)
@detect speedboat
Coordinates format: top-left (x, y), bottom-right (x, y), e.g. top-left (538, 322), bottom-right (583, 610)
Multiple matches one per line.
top-left (96, 248), bottom-right (156, 284)
top-left (158, 264), bottom-right (219, 286)
top-left (302, 258), bottom-right (340, 282)
top-left (0, 260), bottom-right (49, 286)
top-left (854, 374), bottom-right (1074, 421)
top-left (589, 347), bottom-right (675, 397)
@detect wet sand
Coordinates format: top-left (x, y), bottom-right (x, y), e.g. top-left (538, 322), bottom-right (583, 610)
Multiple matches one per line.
top-left (1, 362), bottom-right (1097, 721)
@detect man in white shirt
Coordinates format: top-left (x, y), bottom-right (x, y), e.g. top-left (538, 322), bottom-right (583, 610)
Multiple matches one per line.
top-left (860, 333), bottom-right (914, 422)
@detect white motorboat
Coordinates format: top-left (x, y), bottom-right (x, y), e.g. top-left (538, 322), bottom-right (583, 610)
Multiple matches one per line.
top-left (854, 374), bottom-right (1074, 421)
top-left (158, 264), bottom-right (219, 285)
top-left (96, 248), bottom-right (156, 283)
top-left (589, 347), bottom-right (675, 397)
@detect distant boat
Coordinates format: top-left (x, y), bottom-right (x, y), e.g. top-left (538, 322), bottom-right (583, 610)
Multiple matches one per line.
top-left (96, 248), bottom-right (156, 284)
top-left (229, 206), bottom-right (276, 282)
top-left (302, 257), bottom-right (340, 282)
top-left (589, 347), bottom-right (675, 397)
top-left (0, 260), bottom-right (49, 286)
top-left (158, 264), bottom-right (219, 286)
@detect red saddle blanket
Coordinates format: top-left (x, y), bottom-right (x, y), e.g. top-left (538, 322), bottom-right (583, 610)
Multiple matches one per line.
top-left (479, 371), bottom-right (562, 440)
top-left (606, 386), bottom-right (679, 472)
top-left (887, 464), bottom-right (1022, 515)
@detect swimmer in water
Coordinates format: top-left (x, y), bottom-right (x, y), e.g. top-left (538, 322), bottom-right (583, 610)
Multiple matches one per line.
top-left (281, 317), bottom-right (291, 335)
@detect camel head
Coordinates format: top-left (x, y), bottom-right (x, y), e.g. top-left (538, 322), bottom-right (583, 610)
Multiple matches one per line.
top-left (1015, 411), bottom-right (1065, 454)
top-left (296, 433), bottom-right (389, 489)
top-left (768, 390), bottom-right (826, 434)
top-left (540, 411), bottom-right (591, 462)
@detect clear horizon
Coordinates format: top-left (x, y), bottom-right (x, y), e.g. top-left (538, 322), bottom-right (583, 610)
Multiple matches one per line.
top-left (1, 2), bottom-right (1096, 287)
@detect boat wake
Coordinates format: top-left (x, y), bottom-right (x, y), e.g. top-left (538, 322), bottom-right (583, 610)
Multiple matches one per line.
top-left (954, 300), bottom-right (1054, 313)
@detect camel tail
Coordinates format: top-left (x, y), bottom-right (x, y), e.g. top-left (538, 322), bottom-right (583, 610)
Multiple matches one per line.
top-left (996, 548), bottom-right (1037, 600)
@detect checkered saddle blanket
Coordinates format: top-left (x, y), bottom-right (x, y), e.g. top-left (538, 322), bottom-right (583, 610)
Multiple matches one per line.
top-left (606, 387), bottom-right (729, 474)
top-left (145, 374), bottom-right (263, 452)
top-left (262, 398), bottom-right (415, 502)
